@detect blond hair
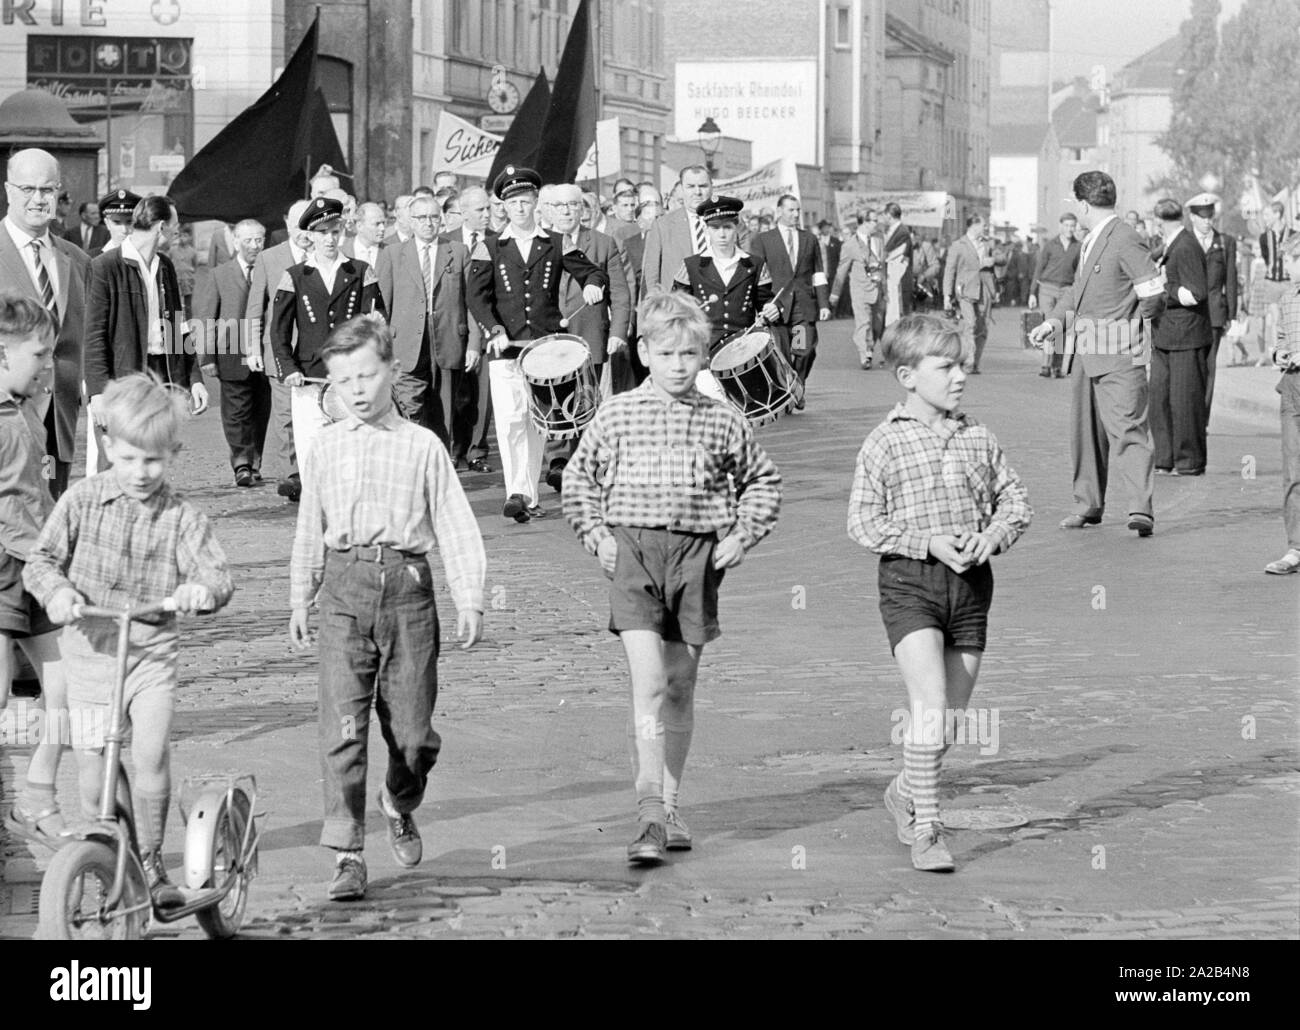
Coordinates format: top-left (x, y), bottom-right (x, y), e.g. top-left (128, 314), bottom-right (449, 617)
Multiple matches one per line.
top-left (881, 313), bottom-right (963, 371)
top-left (637, 291), bottom-right (710, 353)
top-left (99, 373), bottom-right (189, 452)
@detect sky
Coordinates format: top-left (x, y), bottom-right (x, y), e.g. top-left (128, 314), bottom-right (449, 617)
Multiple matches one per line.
top-left (1048, 0), bottom-right (1247, 81)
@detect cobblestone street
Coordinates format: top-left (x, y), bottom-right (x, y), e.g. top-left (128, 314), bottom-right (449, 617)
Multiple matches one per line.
top-left (2, 314), bottom-right (1297, 939)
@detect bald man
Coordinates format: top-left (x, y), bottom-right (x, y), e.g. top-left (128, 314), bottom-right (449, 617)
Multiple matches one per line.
top-left (1, 148), bottom-right (90, 496)
top-left (344, 201), bottom-right (386, 269)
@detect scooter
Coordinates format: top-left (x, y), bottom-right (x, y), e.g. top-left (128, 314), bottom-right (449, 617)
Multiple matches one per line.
top-left (33, 599), bottom-right (259, 940)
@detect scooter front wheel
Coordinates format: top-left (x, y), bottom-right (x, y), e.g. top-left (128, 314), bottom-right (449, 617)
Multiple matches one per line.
top-left (38, 839), bottom-right (148, 940)
top-left (191, 788), bottom-right (255, 939)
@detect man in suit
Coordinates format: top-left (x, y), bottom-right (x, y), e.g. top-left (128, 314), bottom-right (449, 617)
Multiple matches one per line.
top-left (816, 220), bottom-right (841, 299)
top-left (747, 194), bottom-right (830, 396)
top-left (376, 194), bottom-right (474, 457)
top-left (343, 201), bottom-right (386, 269)
top-left (1186, 193), bottom-right (1237, 424)
top-left (246, 198), bottom-right (312, 501)
top-left (1030, 171), bottom-right (1166, 536)
top-left (194, 219), bottom-right (271, 487)
top-left (1029, 213), bottom-right (1082, 377)
top-left (270, 197), bottom-right (384, 482)
top-left (467, 166), bottom-right (607, 523)
top-left (829, 211), bottom-right (886, 369)
top-left (606, 184), bottom-right (641, 246)
top-left (642, 164), bottom-right (714, 294)
top-left (942, 214), bottom-right (996, 374)
top-left (66, 200), bottom-right (108, 254)
top-left (1150, 198), bottom-right (1213, 476)
top-left (879, 202), bottom-right (915, 326)
top-left (543, 181), bottom-right (633, 490)
top-left (208, 223), bottom-right (237, 268)
top-left (439, 185), bottom-right (494, 473)
top-left (0, 148), bottom-right (90, 497)
top-left (84, 195), bottom-right (208, 471)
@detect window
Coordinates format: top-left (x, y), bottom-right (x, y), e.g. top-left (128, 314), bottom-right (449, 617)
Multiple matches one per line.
top-left (318, 55), bottom-right (353, 173)
top-left (516, 0), bottom-right (530, 65)
top-left (481, 2), bottom-right (494, 57)
top-left (835, 6), bottom-right (851, 49)
top-left (419, 129), bottom-right (432, 189)
top-left (497, 0), bottom-right (509, 59)
top-left (451, 0), bottom-right (470, 54)
top-left (419, 0), bottom-right (434, 51)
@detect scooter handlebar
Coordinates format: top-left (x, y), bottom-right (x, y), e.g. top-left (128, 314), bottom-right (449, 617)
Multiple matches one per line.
top-left (70, 598), bottom-right (180, 621)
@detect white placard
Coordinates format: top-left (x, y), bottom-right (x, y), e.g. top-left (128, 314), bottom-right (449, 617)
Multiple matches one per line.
top-left (674, 59), bottom-right (817, 166)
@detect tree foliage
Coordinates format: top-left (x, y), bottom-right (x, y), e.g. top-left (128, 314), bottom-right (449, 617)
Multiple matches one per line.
top-left (1155, 0), bottom-right (1300, 227)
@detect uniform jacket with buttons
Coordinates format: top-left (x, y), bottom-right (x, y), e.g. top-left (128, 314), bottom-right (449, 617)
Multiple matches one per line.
top-left (1199, 229), bottom-right (1237, 329)
top-left (467, 230), bottom-right (607, 361)
top-left (672, 251), bottom-right (775, 351)
top-left (269, 258), bottom-right (384, 380)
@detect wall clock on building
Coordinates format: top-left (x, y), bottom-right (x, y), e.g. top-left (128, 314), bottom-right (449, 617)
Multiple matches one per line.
top-left (488, 80), bottom-right (520, 114)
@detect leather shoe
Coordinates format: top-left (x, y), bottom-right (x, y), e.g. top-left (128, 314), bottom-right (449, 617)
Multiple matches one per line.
top-left (328, 852), bottom-right (367, 900)
top-left (379, 791), bottom-right (422, 867)
top-left (546, 460), bottom-right (566, 494)
top-left (1127, 513), bottom-right (1154, 537)
top-left (1155, 467), bottom-right (1174, 475)
top-left (526, 504), bottom-right (547, 519)
top-left (234, 466), bottom-right (254, 488)
top-left (503, 494), bottom-right (530, 522)
top-left (1173, 467), bottom-right (1205, 477)
top-left (1038, 369), bottom-right (1052, 377)
top-left (466, 459), bottom-right (492, 473)
top-left (277, 475), bottom-right (302, 503)
top-left (1059, 514), bottom-right (1101, 529)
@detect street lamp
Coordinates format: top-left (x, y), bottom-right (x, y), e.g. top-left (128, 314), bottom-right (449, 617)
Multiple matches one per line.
top-left (697, 117), bottom-right (721, 177)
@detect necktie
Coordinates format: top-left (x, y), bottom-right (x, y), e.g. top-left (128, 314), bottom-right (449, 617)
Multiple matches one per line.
top-left (421, 244), bottom-right (433, 312)
top-left (29, 239), bottom-right (57, 325)
top-left (786, 228), bottom-right (798, 266)
top-left (692, 214), bottom-right (706, 255)
top-left (469, 231), bottom-right (479, 253)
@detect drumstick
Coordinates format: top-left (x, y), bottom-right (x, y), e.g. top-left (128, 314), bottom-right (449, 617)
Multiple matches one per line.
top-left (559, 301), bottom-right (590, 329)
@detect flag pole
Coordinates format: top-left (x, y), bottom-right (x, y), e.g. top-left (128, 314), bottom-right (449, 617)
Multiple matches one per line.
top-left (592, 0), bottom-right (602, 191)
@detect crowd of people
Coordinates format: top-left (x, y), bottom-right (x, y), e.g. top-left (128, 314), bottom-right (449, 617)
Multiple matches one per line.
top-left (1, 146), bottom-right (1295, 910)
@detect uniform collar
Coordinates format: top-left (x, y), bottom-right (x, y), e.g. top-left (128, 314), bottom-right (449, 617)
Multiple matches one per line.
top-left (500, 221), bottom-right (549, 242)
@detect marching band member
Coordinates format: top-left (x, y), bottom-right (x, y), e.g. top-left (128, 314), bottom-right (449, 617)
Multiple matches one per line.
top-left (270, 197), bottom-right (384, 483)
top-left (467, 166), bottom-right (607, 524)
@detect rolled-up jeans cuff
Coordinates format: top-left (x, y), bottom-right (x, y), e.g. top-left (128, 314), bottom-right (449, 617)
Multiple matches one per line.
top-left (321, 817), bottom-right (366, 852)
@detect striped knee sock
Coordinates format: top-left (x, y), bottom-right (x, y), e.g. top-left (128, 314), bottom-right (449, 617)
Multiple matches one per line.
top-left (904, 741), bottom-right (945, 836)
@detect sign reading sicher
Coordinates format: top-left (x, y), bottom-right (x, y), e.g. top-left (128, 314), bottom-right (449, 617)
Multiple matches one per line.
top-left (674, 59), bottom-right (817, 166)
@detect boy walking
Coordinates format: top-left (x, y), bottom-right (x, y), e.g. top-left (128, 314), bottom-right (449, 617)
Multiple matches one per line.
top-left (24, 373), bottom-right (234, 902)
top-left (1264, 237), bottom-right (1300, 575)
top-left (562, 292), bottom-right (781, 864)
top-left (848, 314), bottom-right (1031, 871)
top-left (0, 295), bottom-right (68, 845)
top-left (289, 316), bottom-right (485, 901)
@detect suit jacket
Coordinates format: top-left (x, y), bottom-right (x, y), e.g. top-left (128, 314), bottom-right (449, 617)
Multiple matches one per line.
top-left (376, 237), bottom-right (470, 372)
top-left (1046, 217), bottom-right (1165, 375)
top-left (882, 222), bottom-right (915, 317)
top-left (748, 227), bottom-right (829, 325)
top-left (641, 207), bottom-right (752, 293)
top-left (192, 259), bottom-right (257, 380)
top-left (830, 232), bottom-right (885, 304)
top-left (441, 227), bottom-right (497, 355)
top-left (0, 224), bottom-right (89, 461)
top-left (943, 235), bottom-right (993, 307)
top-left (467, 231), bottom-right (607, 360)
top-left (557, 227), bottom-right (632, 364)
top-left (270, 259), bottom-right (384, 380)
top-left (65, 221), bottom-right (109, 254)
top-left (208, 226), bottom-right (236, 268)
top-left (1199, 229), bottom-right (1238, 328)
top-left (246, 241), bottom-right (305, 366)
top-left (1154, 229), bottom-right (1213, 351)
top-left (84, 247), bottom-right (200, 397)
top-left (343, 237), bottom-right (385, 268)
top-left (623, 231), bottom-right (646, 300)
top-left (819, 235), bottom-right (842, 290)
top-left (672, 252), bottom-right (774, 350)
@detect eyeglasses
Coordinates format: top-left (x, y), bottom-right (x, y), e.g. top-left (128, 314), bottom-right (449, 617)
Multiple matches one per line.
top-left (7, 182), bottom-right (62, 199)
top-left (410, 214), bottom-right (440, 222)
top-left (551, 201), bottom-right (581, 209)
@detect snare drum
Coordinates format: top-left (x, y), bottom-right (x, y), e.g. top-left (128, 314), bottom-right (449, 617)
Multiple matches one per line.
top-left (709, 328), bottom-right (803, 426)
top-left (518, 334), bottom-right (600, 439)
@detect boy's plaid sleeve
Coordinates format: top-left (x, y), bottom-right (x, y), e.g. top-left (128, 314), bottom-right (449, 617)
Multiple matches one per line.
top-left (846, 436), bottom-right (931, 559)
top-left (21, 494), bottom-right (77, 605)
top-left (176, 505), bottom-right (235, 610)
top-left (982, 434), bottom-right (1032, 554)
top-left (561, 412), bottom-right (612, 554)
top-left (727, 418), bottom-right (781, 548)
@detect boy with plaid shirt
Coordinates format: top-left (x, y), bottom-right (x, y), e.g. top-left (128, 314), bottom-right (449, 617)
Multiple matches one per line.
top-left (289, 315), bottom-right (485, 901)
top-left (849, 314), bottom-right (1031, 872)
top-left (563, 292), bottom-right (781, 865)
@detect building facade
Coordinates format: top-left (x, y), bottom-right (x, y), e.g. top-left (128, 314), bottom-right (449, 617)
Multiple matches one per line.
top-left (1, 0), bottom-right (280, 204)
top-left (1108, 36), bottom-right (1178, 216)
top-left (881, 13), bottom-right (953, 193)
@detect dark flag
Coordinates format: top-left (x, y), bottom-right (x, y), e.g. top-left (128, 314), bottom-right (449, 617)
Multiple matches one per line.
top-left (486, 68), bottom-right (551, 188)
top-left (535, 0), bottom-right (597, 185)
top-left (169, 14), bottom-right (347, 225)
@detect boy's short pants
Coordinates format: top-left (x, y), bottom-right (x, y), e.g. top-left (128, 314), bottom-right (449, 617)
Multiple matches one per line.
top-left (59, 616), bottom-right (178, 753)
top-left (877, 555), bottom-right (994, 654)
top-left (608, 526), bottom-right (724, 646)
top-left (0, 551), bottom-right (56, 638)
